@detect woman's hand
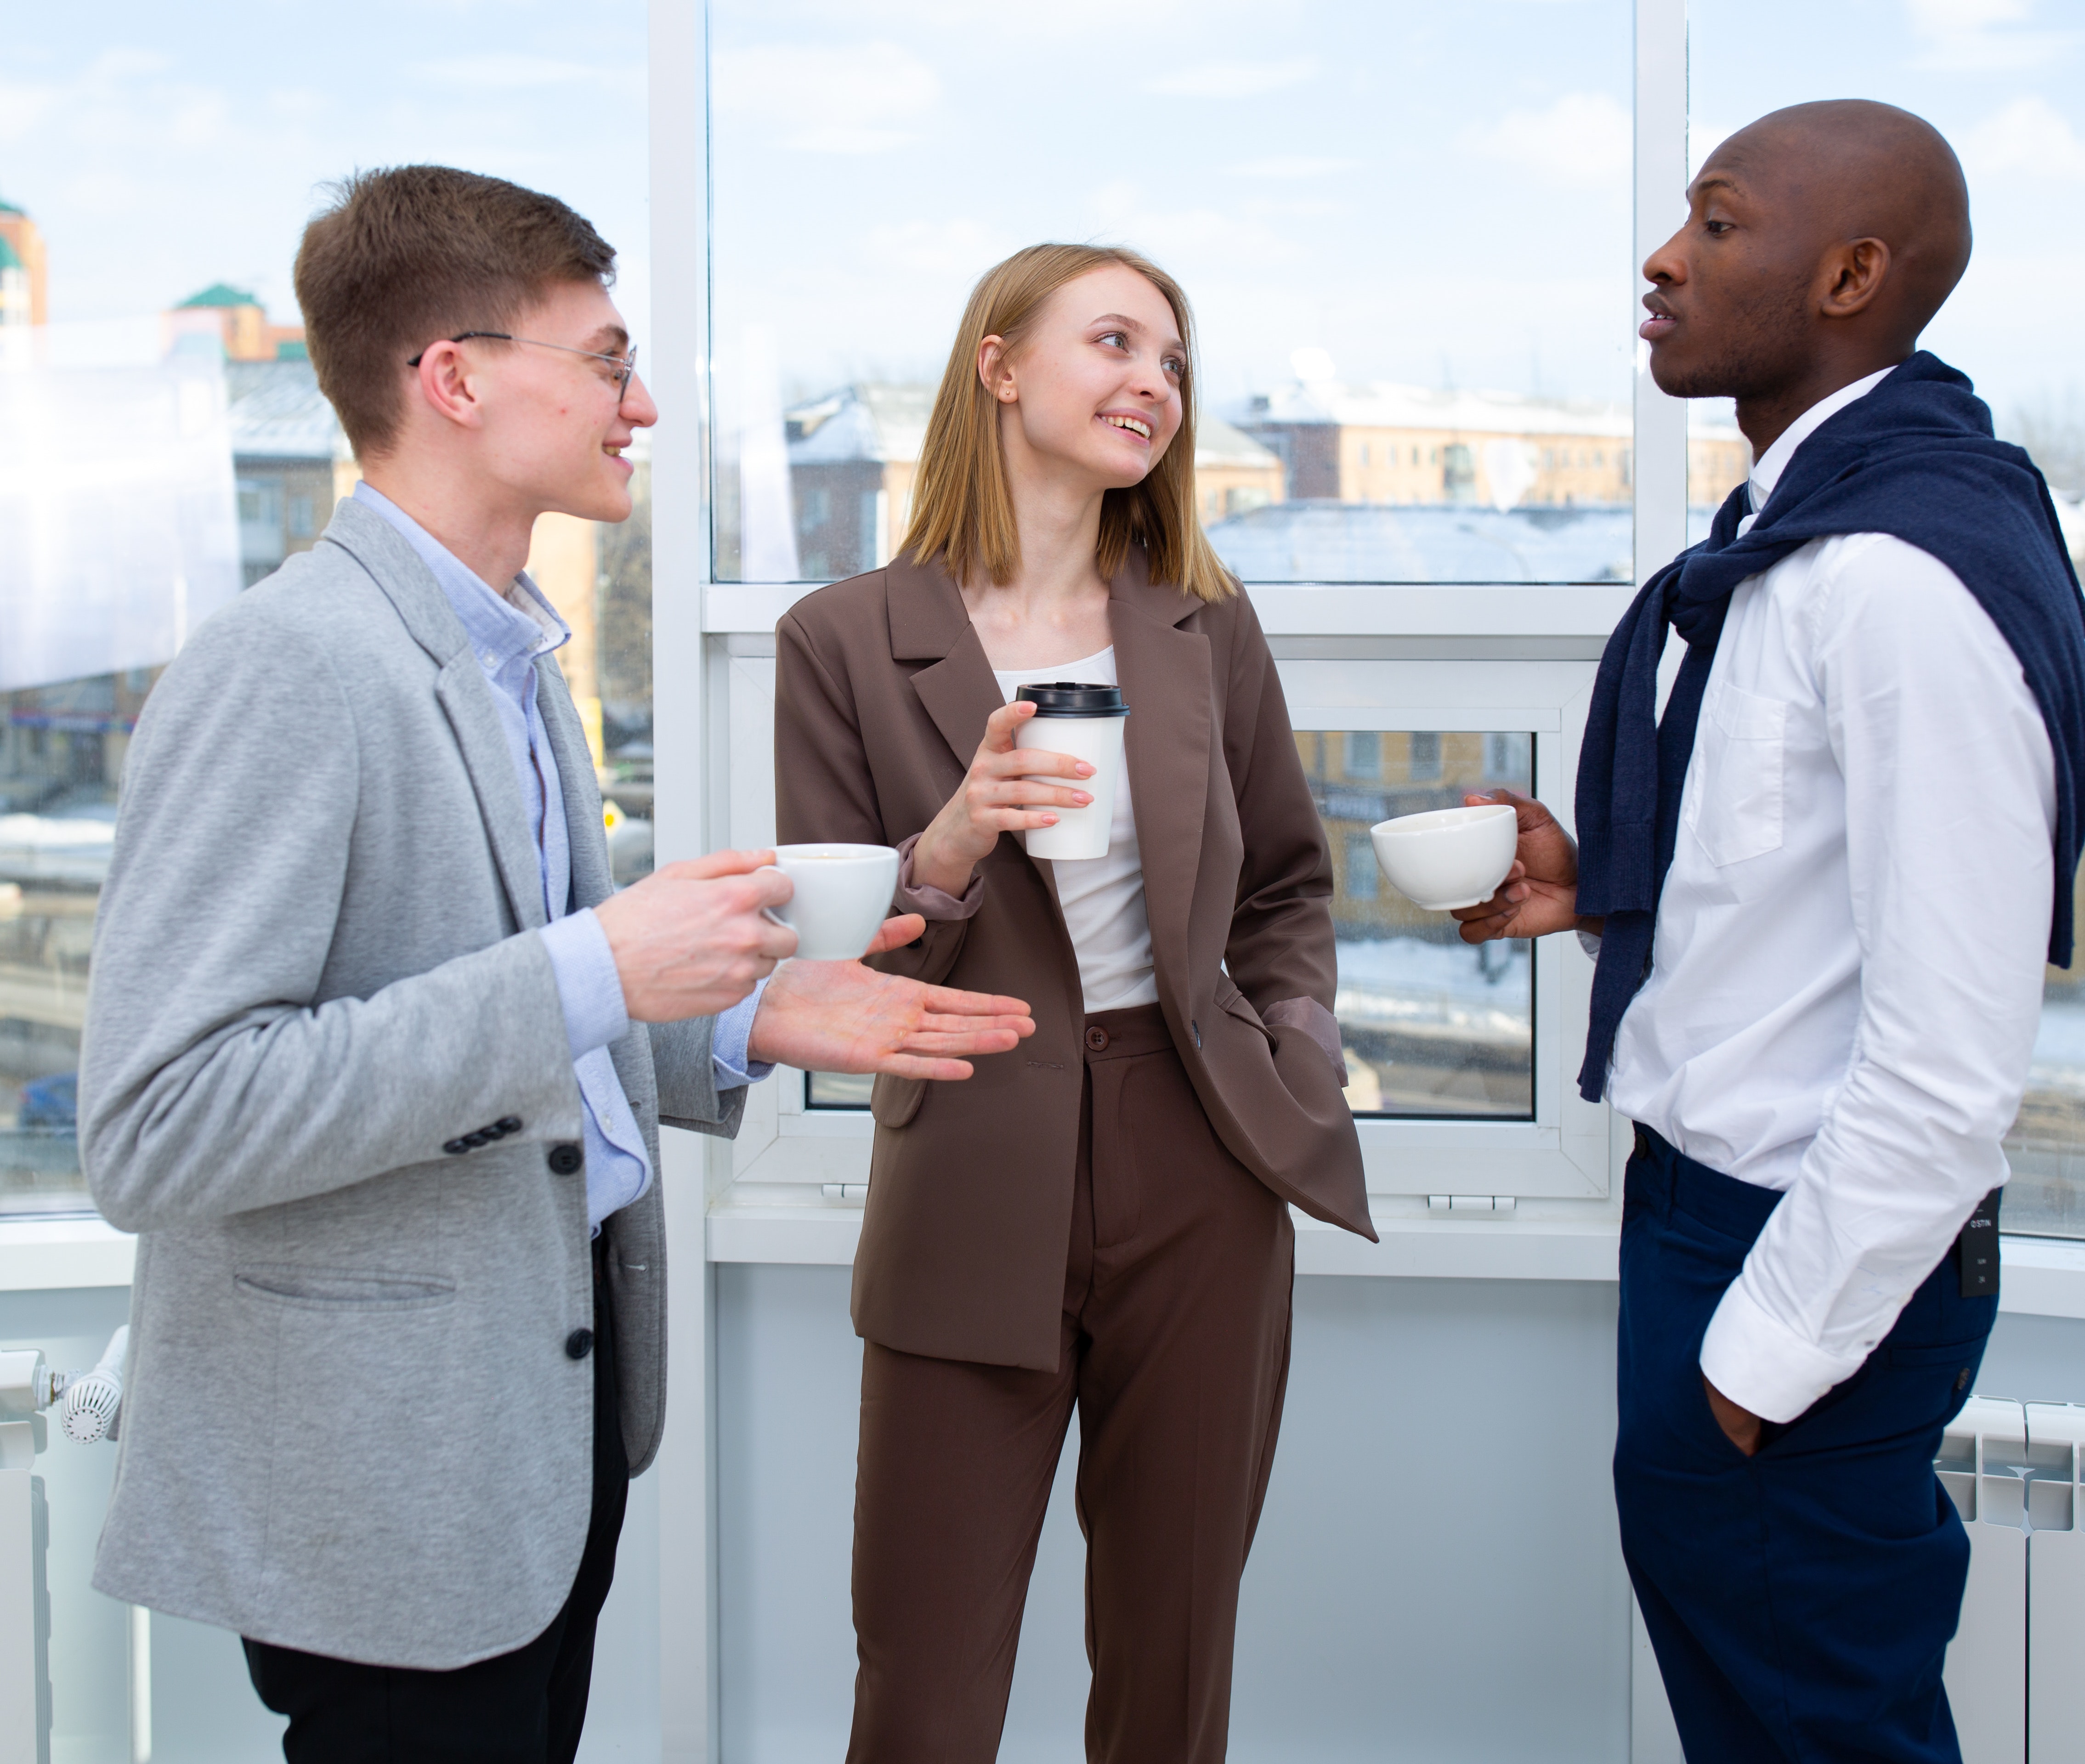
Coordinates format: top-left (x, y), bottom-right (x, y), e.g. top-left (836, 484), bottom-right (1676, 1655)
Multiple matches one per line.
top-left (1449, 788), bottom-right (1601, 943)
top-left (909, 700), bottom-right (1095, 897)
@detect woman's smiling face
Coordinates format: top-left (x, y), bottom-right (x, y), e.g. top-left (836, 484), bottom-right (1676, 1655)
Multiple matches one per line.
top-left (982, 263), bottom-right (1187, 491)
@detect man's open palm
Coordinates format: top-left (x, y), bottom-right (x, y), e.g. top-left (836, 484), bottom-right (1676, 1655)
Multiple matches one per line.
top-left (747, 915), bottom-right (1035, 1080)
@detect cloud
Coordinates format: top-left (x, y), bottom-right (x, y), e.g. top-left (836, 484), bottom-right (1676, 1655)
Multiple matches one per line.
top-left (713, 42), bottom-right (940, 153)
top-left (1962, 95), bottom-right (2085, 180)
top-left (1226, 156), bottom-right (1356, 180)
top-left (863, 217), bottom-right (1017, 277)
top-left (1468, 91), bottom-right (1631, 189)
top-left (407, 53), bottom-right (643, 97)
top-left (1144, 58), bottom-right (1315, 99)
top-left (1906, 0), bottom-right (2082, 70)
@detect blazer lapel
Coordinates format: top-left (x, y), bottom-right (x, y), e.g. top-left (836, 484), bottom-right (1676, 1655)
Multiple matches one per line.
top-left (538, 653), bottom-right (613, 911)
top-left (889, 552), bottom-right (1068, 917)
top-left (1110, 549), bottom-right (1211, 992)
top-left (321, 500), bottom-right (547, 933)
top-left (889, 553), bottom-right (1005, 776)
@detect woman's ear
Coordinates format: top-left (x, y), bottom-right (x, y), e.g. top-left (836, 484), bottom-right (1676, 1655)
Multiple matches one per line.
top-left (977, 334), bottom-right (1017, 404)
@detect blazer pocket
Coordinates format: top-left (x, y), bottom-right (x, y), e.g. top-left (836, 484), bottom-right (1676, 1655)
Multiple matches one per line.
top-left (234, 1264), bottom-right (457, 1311)
top-left (1684, 683), bottom-right (1787, 868)
top-left (1213, 974), bottom-right (1274, 1043)
top-left (870, 1072), bottom-right (926, 1130)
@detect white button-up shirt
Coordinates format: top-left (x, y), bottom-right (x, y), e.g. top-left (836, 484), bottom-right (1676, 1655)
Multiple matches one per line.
top-left (1607, 368), bottom-right (2057, 1423)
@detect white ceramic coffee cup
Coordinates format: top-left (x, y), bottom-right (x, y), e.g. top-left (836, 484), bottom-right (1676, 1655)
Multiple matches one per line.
top-left (1014, 683), bottom-right (1129, 862)
top-left (1369, 803), bottom-right (1518, 912)
top-left (762, 843), bottom-right (901, 960)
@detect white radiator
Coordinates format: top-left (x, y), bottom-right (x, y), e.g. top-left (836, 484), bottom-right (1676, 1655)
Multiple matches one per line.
top-left (1632, 1394), bottom-right (2085, 1764)
top-left (1940, 1395), bottom-right (2085, 1764)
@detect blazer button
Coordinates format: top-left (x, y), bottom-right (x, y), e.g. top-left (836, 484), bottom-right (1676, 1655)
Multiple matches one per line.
top-left (547, 1142), bottom-right (584, 1176)
top-left (441, 1139), bottom-right (470, 1156)
top-left (1085, 1025), bottom-right (1110, 1052)
top-left (496, 1117), bottom-right (523, 1135)
top-left (565, 1328), bottom-right (594, 1361)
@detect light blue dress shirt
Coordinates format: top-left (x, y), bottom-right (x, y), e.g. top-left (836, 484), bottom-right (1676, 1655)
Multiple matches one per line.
top-left (353, 483), bottom-right (768, 1231)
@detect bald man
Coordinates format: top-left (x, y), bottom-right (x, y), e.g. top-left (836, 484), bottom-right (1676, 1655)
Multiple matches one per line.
top-left (1455, 102), bottom-right (2085, 1762)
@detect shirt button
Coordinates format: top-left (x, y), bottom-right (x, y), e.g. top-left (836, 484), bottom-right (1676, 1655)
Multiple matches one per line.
top-left (565, 1329), bottom-right (594, 1361)
top-left (547, 1142), bottom-right (583, 1176)
top-left (1085, 1025), bottom-right (1110, 1052)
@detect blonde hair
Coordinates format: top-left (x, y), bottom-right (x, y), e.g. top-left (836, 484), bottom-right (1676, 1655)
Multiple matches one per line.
top-left (899, 243), bottom-right (1235, 603)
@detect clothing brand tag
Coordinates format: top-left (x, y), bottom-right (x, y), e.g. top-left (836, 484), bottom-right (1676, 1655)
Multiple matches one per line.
top-left (1956, 1188), bottom-right (2002, 1297)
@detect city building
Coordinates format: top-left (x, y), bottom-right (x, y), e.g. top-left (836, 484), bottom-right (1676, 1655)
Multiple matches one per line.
top-left (225, 360), bottom-right (351, 588)
top-left (172, 283), bottom-right (308, 362)
top-left (1230, 376), bottom-right (1750, 510)
top-left (784, 382), bottom-right (1285, 580)
top-left (0, 196), bottom-right (47, 328)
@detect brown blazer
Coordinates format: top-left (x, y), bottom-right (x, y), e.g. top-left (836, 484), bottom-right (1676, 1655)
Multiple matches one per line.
top-left (776, 547), bottom-right (1373, 1370)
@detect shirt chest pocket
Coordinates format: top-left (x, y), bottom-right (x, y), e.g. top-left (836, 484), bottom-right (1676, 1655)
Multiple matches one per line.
top-left (1685, 683), bottom-right (1788, 868)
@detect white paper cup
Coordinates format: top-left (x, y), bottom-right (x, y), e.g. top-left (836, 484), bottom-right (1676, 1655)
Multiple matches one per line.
top-left (1014, 684), bottom-right (1129, 861)
top-left (1369, 803), bottom-right (1518, 912)
top-left (763, 843), bottom-right (901, 960)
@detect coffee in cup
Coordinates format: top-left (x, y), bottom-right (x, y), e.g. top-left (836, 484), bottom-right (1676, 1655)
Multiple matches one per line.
top-left (763, 843), bottom-right (901, 960)
top-left (1013, 683), bottom-right (1129, 861)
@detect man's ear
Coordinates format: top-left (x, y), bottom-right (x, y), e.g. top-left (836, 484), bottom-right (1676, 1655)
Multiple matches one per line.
top-left (410, 340), bottom-right (486, 432)
top-left (1819, 237), bottom-right (1891, 320)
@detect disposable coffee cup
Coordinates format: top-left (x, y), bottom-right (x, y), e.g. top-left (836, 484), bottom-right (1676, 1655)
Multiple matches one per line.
top-left (1014, 683), bottom-right (1129, 862)
top-left (761, 843), bottom-right (901, 960)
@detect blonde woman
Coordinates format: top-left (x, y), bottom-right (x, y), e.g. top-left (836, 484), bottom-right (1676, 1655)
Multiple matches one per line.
top-left (775, 243), bottom-right (1372, 1761)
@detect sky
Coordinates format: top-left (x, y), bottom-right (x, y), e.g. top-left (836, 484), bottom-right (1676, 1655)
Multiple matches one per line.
top-left (2, 0), bottom-right (2078, 447)
top-left (0, 0), bottom-right (653, 347)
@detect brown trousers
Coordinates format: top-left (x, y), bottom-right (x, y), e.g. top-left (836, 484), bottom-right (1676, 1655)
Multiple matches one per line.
top-left (846, 1004), bottom-right (1296, 1764)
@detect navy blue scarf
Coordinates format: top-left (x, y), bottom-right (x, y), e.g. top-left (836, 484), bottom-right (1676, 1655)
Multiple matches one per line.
top-left (1575, 352), bottom-right (2085, 1103)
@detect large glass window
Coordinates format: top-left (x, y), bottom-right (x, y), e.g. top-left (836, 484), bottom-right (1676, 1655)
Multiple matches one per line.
top-left (1298, 730), bottom-right (1535, 1118)
top-left (1690, 0), bottom-right (2085, 1233)
top-left (710, 0), bottom-right (1643, 586)
top-left (0, 3), bottom-right (654, 1222)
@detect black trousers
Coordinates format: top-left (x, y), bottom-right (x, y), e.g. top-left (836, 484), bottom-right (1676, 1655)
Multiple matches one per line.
top-left (244, 1242), bottom-right (629, 1764)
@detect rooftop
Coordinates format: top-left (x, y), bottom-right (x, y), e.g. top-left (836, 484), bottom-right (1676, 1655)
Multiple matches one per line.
top-left (1203, 498), bottom-right (1721, 584)
top-left (1227, 379), bottom-right (1745, 443)
top-left (784, 382), bottom-right (1282, 472)
top-left (178, 282), bottom-right (262, 310)
top-left (224, 359), bottom-right (346, 461)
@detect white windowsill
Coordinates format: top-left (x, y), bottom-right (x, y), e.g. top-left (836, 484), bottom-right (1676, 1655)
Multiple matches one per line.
top-left (0, 1213), bottom-right (2074, 1320)
top-left (702, 1200), bottom-right (2085, 1319)
top-left (0, 1215), bottom-right (135, 1290)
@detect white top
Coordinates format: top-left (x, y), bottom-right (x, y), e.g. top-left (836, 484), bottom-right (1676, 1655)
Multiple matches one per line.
top-left (992, 647), bottom-right (1161, 1013)
top-left (1607, 368), bottom-right (2058, 1423)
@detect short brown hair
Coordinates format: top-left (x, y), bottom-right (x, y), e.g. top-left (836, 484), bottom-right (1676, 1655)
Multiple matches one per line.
top-left (294, 166), bottom-right (616, 459)
top-left (900, 243), bottom-right (1235, 604)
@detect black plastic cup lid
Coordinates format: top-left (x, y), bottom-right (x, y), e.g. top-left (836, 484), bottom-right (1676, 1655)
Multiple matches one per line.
top-left (1014, 682), bottom-right (1129, 717)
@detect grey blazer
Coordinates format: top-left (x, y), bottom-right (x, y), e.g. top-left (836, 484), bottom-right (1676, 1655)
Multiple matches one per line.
top-left (78, 497), bottom-right (742, 1669)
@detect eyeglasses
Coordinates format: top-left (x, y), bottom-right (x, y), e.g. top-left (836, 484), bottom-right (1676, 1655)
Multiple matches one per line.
top-left (407, 331), bottom-right (640, 398)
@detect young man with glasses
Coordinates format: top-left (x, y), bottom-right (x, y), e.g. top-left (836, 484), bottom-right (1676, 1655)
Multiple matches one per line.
top-left (79, 165), bottom-right (1032, 1764)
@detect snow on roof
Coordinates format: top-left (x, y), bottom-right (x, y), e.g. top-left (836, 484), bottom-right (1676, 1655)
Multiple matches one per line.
top-left (224, 359), bottom-right (346, 462)
top-left (1205, 499), bottom-right (1722, 584)
top-left (786, 384), bottom-right (1280, 471)
top-left (1226, 379), bottom-right (1745, 444)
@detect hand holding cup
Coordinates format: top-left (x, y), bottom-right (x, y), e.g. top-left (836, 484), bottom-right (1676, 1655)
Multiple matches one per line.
top-left (909, 700), bottom-right (1095, 897)
top-left (1446, 789), bottom-right (1597, 944)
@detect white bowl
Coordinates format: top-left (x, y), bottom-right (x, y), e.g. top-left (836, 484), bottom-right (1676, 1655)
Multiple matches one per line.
top-left (1369, 804), bottom-right (1518, 912)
